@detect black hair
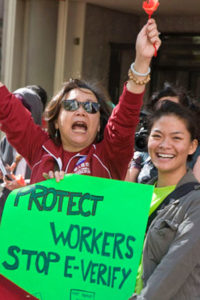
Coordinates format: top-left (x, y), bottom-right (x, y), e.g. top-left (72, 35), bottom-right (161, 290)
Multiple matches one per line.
top-left (26, 85), bottom-right (48, 111)
top-left (148, 100), bottom-right (199, 142)
top-left (146, 82), bottom-right (192, 111)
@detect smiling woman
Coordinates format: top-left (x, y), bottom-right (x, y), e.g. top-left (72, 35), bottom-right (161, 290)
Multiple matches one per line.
top-left (131, 101), bottom-right (200, 300)
top-left (148, 103), bottom-right (198, 187)
top-left (0, 19), bottom-right (161, 184)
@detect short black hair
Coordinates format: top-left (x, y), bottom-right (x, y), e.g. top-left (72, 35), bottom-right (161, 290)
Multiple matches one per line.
top-left (148, 100), bottom-right (199, 142)
top-left (26, 85), bottom-right (48, 111)
top-left (146, 82), bottom-right (192, 111)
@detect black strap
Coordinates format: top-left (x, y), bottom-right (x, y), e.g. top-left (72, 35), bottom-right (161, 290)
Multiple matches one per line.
top-left (147, 181), bottom-right (200, 231)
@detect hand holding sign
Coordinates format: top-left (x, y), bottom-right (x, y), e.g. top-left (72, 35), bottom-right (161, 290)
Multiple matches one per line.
top-left (143, 0), bottom-right (160, 56)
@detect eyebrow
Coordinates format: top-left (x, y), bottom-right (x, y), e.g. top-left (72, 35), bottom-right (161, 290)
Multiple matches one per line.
top-left (172, 131), bottom-right (184, 135)
top-left (151, 129), bottom-right (184, 135)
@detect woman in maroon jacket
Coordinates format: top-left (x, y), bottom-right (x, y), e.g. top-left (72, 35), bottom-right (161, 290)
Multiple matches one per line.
top-left (0, 19), bottom-right (161, 184)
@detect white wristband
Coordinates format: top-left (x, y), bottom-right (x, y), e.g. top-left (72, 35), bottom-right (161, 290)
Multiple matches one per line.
top-left (130, 62), bottom-right (151, 77)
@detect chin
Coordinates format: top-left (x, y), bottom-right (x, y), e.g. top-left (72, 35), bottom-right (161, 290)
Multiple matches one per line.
top-left (158, 167), bottom-right (176, 174)
top-left (72, 139), bottom-right (91, 149)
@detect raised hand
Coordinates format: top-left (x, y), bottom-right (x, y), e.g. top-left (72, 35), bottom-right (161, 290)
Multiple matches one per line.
top-left (135, 18), bottom-right (161, 61)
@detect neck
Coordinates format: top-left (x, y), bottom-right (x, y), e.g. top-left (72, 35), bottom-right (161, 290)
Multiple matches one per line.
top-left (63, 145), bottom-right (85, 153)
top-left (62, 142), bottom-right (91, 153)
top-left (157, 168), bottom-right (187, 188)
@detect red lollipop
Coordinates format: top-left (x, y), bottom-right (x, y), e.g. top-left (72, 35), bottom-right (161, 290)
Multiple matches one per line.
top-left (143, 0), bottom-right (160, 18)
top-left (143, 0), bottom-right (160, 56)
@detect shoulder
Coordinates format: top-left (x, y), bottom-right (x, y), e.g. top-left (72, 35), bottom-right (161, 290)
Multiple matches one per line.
top-left (177, 182), bottom-right (200, 222)
top-left (188, 144), bottom-right (200, 168)
top-left (172, 170), bottom-right (200, 206)
top-left (176, 169), bottom-right (199, 187)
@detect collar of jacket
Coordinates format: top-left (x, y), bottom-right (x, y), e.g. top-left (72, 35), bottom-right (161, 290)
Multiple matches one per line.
top-left (42, 138), bottom-right (95, 168)
top-left (148, 169), bottom-right (198, 188)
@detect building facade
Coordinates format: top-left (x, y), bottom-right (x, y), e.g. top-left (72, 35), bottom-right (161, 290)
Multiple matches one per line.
top-left (1, 0), bottom-right (200, 102)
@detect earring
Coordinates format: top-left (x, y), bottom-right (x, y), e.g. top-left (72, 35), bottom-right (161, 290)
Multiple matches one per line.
top-left (55, 129), bottom-right (59, 138)
top-left (96, 131), bottom-right (101, 142)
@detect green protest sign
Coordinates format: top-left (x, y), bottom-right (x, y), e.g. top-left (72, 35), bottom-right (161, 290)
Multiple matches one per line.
top-left (0, 174), bottom-right (153, 300)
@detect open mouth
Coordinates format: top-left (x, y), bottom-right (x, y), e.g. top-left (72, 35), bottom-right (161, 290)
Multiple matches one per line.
top-left (72, 121), bottom-right (88, 133)
top-left (157, 153), bottom-right (175, 159)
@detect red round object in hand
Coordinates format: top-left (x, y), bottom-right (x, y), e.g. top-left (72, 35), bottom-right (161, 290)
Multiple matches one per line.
top-left (143, 0), bottom-right (159, 17)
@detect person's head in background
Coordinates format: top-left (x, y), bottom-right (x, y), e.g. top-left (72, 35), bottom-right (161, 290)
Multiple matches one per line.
top-left (25, 85), bottom-right (48, 112)
top-left (13, 85), bottom-right (47, 126)
top-left (146, 81), bottom-right (200, 142)
top-left (146, 82), bottom-right (193, 111)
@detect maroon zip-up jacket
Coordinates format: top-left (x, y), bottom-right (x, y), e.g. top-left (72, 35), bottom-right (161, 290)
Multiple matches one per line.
top-left (0, 84), bottom-right (143, 184)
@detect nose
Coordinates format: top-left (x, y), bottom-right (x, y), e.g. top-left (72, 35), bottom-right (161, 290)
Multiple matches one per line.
top-left (158, 137), bottom-right (171, 148)
top-left (75, 104), bottom-right (86, 116)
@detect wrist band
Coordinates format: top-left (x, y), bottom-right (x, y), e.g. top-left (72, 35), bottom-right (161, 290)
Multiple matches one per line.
top-left (128, 69), bottom-right (151, 85)
top-left (130, 62), bottom-right (151, 77)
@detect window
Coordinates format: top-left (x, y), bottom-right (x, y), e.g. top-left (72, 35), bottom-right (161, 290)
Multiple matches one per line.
top-left (151, 33), bottom-right (200, 99)
top-left (108, 33), bottom-right (200, 103)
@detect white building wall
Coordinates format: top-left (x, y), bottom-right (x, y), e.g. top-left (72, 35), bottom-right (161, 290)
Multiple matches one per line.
top-left (1, 0), bottom-right (58, 98)
top-left (24, 0), bottom-right (58, 98)
top-left (0, 0), bottom-right (3, 18)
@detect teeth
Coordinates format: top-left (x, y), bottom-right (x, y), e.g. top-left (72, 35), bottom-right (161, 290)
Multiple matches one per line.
top-left (72, 121), bottom-right (87, 132)
top-left (72, 121), bottom-right (87, 128)
top-left (158, 153), bottom-right (174, 158)
top-left (75, 122), bottom-right (85, 126)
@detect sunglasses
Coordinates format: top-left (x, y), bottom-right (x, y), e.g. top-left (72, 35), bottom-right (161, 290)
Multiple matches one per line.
top-left (62, 99), bottom-right (100, 114)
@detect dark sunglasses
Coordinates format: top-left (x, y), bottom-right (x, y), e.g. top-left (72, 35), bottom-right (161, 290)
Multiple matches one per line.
top-left (62, 99), bottom-right (100, 114)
